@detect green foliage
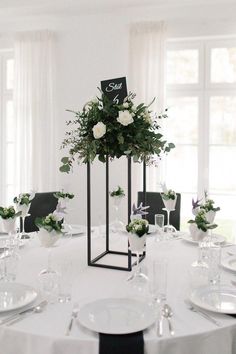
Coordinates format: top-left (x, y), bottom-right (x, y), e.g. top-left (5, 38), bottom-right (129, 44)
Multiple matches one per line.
top-left (35, 213), bottom-right (63, 233)
top-left (126, 218), bottom-right (149, 237)
top-left (0, 206), bottom-right (21, 219)
top-left (13, 193), bottom-right (34, 206)
top-left (110, 186), bottom-right (125, 197)
top-left (161, 189), bottom-right (176, 200)
top-left (54, 191), bottom-right (74, 199)
top-left (188, 209), bottom-right (217, 232)
top-left (60, 91), bottom-right (175, 172)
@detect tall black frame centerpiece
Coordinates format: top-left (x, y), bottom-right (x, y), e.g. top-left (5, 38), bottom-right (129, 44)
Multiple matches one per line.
top-left (87, 157), bottom-right (146, 271)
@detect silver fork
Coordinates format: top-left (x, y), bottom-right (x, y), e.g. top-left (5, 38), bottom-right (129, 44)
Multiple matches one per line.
top-left (65, 302), bottom-right (79, 336)
top-left (185, 300), bottom-right (222, 327)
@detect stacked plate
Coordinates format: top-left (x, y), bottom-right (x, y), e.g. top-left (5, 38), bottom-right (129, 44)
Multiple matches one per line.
top-left (0, 283), bottom-right (37, 313)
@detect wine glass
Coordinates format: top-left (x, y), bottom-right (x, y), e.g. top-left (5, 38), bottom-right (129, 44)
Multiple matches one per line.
top-left (18, 204), bottom-right (31, 239)
top-left (111, 196), bottom-right (124, 232)
top-left (161, 197), bottom-right (177, 234)
top-left (127, 233), bottom-right (148, 285)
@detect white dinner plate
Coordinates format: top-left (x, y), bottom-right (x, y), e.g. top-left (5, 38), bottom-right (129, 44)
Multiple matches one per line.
top-left (182, 233), bottom-right (225, 245)
top-left (221, 256), bottom-right (236, 272)
top-left (77, 298), bottom-right (156, 334)
top-left (190, 285), bottom-right (236, 314)
top-left (0, 283), bottom-right (37, 312)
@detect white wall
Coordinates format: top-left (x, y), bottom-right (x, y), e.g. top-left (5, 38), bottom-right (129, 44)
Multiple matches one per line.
top-left (1, 2), bottom-right (236, 225)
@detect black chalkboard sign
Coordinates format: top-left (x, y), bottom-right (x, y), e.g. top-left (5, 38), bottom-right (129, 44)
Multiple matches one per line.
top-left (101, 77), bottom-right (128, 105)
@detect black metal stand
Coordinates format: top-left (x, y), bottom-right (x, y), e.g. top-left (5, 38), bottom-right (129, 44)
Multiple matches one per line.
top-left (87, 156), bottom-right (146, 271)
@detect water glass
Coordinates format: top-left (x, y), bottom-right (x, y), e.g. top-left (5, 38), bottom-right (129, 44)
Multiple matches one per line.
top-left (38, 271), bottom-right (59, 304)
top-left (155, 214), bottom-right (164, 230)
top-left (149, 259), bottom-right (167, 303)
top-left (207, 245), bottom-right (221, 285)
top-left (2, 250), bottom-right (19, 281)
top-left (57, 260), bottom-right (73, 303)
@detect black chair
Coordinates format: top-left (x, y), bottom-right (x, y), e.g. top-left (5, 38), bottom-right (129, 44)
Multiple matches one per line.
top-left (137, 191), bottom-right (181, 230)
top-left (22, 192), bottom-right (59, 232)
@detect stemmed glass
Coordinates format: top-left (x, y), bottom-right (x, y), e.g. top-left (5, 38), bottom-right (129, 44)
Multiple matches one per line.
top-left (19, 205), bottom-right (31, 239)
top-left (111, 196), bottom-right (124, 232)
top-left (127, 233), bottom-right (148, 285)
top-left (161, 197), bottom-right (177, 233)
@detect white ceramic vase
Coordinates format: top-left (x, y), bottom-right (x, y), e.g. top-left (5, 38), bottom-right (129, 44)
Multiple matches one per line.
top-left (128, 233), bottom-right (146, 253)
top-left (163, 198), bottom-right (177, 211)
top-left (189, 223), bottom-right (208, 242)
top-left (2, 218), bottom-right (16, 233)
top-left (38, 228), bottom-right (61, 248)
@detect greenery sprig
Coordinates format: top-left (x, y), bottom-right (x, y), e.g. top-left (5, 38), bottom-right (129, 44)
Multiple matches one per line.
top-left (60, 90), bottom-right (175, 173)
top-left (54, 191), bottom-right (74, 200)
top-left (188, 209), bottom-right (217, 232)
top-left (35, 213), bottom-right (63, 233)
top-left (0, 206), bottom-right (21, 220)
top-left (13, 193), bottom-right (35, 206)
top-left (161, 189), bottom-right (176, 201)
top-left (126, 219), bottom-right (149, 238)
top-left (110, 186), bottom-right (125, 198)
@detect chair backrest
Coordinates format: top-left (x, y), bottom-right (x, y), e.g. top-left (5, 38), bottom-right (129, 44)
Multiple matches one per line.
top-left (137, 191), bottom-right (181, 230)
top-left (23, 192), bottom-right (58, 232)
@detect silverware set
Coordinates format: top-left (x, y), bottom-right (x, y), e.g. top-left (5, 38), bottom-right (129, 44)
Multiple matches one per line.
top-left (0, 300), bottom-right (48, 326)
top-left (184, 299), bottom-right (222, 327)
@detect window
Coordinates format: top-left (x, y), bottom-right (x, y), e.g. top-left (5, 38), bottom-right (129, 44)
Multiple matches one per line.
top-left (0, 51), bottom-right (15, 206)
top-left (165, 38), bottom-right (236, 240)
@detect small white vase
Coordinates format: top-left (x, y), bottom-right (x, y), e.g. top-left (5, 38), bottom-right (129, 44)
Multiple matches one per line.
top-left (17, 204), bottom-right (30, 217)
top-left (189, 223), bottom-right (208, 242)
top-left (163, 198), bottom-right (177, 211)
top-left (38, 229), bottom-right (61, 248)
top-left (205, 210), bottom-right (216, 224)
top-left (1, 218), bottom-right (16, 233)
top-left (128, 233), bottom-right (146, 253)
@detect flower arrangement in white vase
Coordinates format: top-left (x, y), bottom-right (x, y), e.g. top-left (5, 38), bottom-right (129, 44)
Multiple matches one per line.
top-left (126, 218), bottom-right (149, 284)
top-left (54, 191), bottom-right (74, 233)
top-left (161, 184), bottom-right (177, 232)
top-left (0, 206), bottom-right (21, 235)
top-left (35, 212), bottom-right (64, 276)
top-left (188, 209), bottom-right (217, 242)
top-left (200, 193), bottom-right (220, 224)
top-left (110, 186), bottom-right (125, 232)
top-left (14, 192), bottom-right (35, 238)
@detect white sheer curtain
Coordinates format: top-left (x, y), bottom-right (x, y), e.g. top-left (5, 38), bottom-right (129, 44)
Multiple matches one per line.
top-left (129, 22), bottom-right (167, 194)
top-left (14, 30), bottom-right (57, 194)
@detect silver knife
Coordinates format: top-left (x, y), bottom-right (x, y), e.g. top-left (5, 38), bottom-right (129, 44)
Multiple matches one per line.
top-left (0, 300), bottom-right (47, 326)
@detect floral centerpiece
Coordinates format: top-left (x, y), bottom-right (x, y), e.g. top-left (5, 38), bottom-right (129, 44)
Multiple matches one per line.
top-left (0, 206), bottom-right (21, 233)
top-left (188, 209), bottom-right (217, 241)
top-left (126, 219), bottom-right (149, 252)
top-left (126, 219), bottom-right (149, 282)
top-left (13, 192), bottom-right (35, 217)
top-left (35, 213), bottom-right (63, 247)
top-left (54, 191), bottom-right (74, 200)
top-left (110, 186), bottom-right (125, 198)
top-left (191, 192), bottom-right (220, 223)
top-left (161, 184), bottom-right (177, 211)
top-left (59, 91), bottom-right (175, 172)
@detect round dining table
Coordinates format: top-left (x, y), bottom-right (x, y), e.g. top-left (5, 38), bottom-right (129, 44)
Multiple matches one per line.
top-left (0, 229), bottom-right (236, 354)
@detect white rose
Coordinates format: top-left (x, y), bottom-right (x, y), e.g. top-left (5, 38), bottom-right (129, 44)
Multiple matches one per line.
top-left (117, 110), bottom-right (134, 126)
top-left (92, 122), bottom-right (106, 139)
top-left (123, 102), bottom-right (129, 108)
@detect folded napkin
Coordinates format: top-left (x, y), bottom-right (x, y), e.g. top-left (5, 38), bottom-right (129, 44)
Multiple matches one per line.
top-left (99, 331), bottom-right (144, 354)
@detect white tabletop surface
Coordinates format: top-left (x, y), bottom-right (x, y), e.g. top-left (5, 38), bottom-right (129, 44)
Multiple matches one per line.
top-left (0, 230), bottom-right (236, 354)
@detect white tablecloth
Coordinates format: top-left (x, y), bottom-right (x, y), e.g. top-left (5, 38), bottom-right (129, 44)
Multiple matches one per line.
top-left (0, 231), bottom-right (236, 354)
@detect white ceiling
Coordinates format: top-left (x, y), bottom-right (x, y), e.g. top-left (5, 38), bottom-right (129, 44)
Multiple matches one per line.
top-left (0, 0), bottom-right (235, 16)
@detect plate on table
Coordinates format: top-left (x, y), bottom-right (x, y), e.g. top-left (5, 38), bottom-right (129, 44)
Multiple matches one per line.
top-left (221, 256), bottom-right (236, 272)
top-left (64, 225), bottom-right (86, 236)
top-left (190, 285), bottom-right (236, 314)
top-left (0, 283), bottom-right (38, 313)
top-left (182, 233), bottom-right (225, 245)
top-left (77, 298), bottom-right (156, 334)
